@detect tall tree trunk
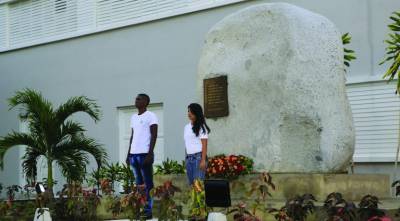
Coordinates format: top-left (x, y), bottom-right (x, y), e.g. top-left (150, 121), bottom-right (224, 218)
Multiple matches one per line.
top-left (47, 159), bottom-right (54, 198)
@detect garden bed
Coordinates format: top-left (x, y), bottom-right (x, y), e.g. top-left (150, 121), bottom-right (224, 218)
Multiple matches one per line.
top-left (154, 173), bottom-right (391, 201)
top-left (0, 173), bottom-right (398, 221)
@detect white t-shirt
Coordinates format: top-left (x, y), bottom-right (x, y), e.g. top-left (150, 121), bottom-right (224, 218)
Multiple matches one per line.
top-left (184, 123), bottom-right (208, 155)
top-left (130, 111), bottom-right (158, 154)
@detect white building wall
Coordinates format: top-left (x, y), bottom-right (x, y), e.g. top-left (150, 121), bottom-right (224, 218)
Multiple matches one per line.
top-left (0, 0), bottom-right (400, 189)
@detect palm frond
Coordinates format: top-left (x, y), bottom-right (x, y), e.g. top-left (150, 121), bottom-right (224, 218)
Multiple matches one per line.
top-left (55, 96), bottom-right (101, 124)
top-left (70, 136), bottom-right (108, 168)
top-left (342, 32), bottom-right (357, 71)
top-left (55, 142), bottom-right (92, 183)
top-left (8, 88), bottom-right (53, 122)
top-left (0, 132), bottom-right (39, 169)
top-left (55, 135), bottom-right (107, 172)
top-left (381, 11), bottom-right (400, 94)
top-left (56, 156), bottom-right (87, 183)
top-left (7, 88), bottom-right (58, 147)
top-left (21, 147), bottom-right (43, 183)
top-left (60, 120), bottom-right (86, 138)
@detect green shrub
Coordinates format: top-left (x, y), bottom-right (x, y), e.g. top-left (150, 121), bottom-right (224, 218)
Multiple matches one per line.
top-left (154, 158), bottom-right (185, 175)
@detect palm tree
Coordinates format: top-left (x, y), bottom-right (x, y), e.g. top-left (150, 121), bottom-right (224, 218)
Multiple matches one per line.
top-left (0, 89), bottom-right (108, 196)
top-left (381, 11), bottom-right (400, 186)
top-left (381, 11), bottom-right (400, 91)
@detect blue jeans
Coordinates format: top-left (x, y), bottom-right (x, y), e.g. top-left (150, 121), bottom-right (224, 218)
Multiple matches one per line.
top-left (185, 152), bottom-right (206, 185)
top-left (129, 153), bottom-right (154, 216)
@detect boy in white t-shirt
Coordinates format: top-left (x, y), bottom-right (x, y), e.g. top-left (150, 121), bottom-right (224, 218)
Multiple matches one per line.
top-left (126, 93), bottom-right (158, 219)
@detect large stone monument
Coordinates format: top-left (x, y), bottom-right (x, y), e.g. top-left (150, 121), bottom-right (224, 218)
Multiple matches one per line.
top-left (197, 3), bottom-right (355, 173)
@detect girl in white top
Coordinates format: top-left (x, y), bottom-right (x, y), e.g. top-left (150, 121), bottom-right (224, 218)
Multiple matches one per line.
top-left (184, 103), bottom-right (211, 185)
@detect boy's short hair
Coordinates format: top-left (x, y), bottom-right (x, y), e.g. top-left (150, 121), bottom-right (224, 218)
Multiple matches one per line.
top-left (138, 93), bottom-right (150, 105)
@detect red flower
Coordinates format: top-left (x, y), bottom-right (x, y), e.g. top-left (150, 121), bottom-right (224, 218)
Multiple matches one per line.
top-left (207, 154), bottom-right (253, 179)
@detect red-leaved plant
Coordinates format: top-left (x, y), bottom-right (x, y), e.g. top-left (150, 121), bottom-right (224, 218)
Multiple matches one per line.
top-left (244, 172), bottom-right (276, 217)
top-left (268, 194), bottom-right (316, 221)
top-left (228, 202), bottom-right (261, 221)
top-left (152, 180), bottom-right (184, 221)
top-left (120, 185), bottom-right (147, 220)
top-left (358, 195), bottom-right (391, 221)
top-left (108, 184), bottom-right (148, 220)
top-left (323, 192), bottom-right (356, 221)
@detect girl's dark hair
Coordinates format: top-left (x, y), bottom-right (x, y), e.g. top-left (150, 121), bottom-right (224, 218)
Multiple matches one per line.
top-left (188, 103), bottom-right (211, 137)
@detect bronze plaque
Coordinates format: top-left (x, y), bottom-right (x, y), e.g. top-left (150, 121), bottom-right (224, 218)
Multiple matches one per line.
top-left (204, 76), bottom-right (229, 118)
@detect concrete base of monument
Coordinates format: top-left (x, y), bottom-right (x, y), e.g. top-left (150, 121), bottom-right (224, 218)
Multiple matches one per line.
top-left (154, 173), bottom-right (391, 202)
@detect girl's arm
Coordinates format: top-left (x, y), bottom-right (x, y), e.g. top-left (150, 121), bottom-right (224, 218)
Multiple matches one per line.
top-left (200, 139), bottom-right (208, 171)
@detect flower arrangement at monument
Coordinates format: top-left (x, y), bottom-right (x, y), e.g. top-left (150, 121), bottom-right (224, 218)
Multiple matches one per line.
top-left (207, 154), bottom-right (254, 180)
